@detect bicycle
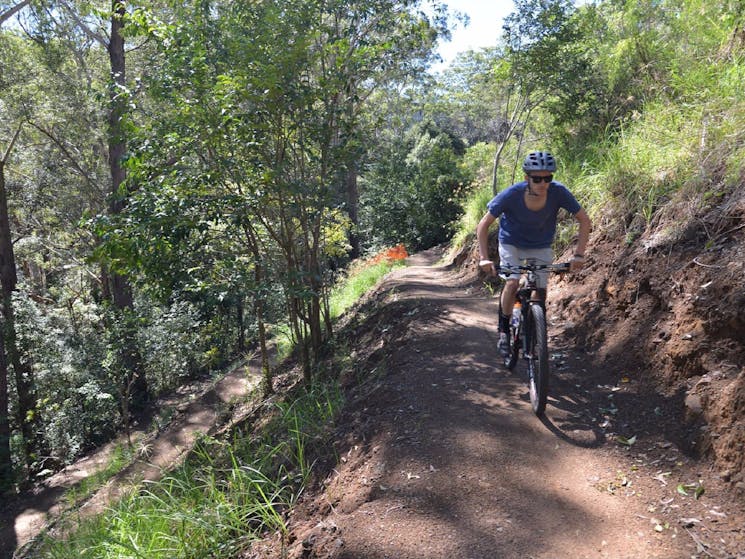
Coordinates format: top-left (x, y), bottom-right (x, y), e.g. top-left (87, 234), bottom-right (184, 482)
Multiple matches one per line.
top-left (498, 260), bottom-right (570, 416)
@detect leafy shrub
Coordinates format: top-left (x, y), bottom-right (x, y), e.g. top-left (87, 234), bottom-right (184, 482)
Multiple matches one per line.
top-left (135, 299), bottom-right (205, 393)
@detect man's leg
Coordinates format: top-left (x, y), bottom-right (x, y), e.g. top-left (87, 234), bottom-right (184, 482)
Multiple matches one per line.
top-left (497, 244), bottom-right (522, 357)
top-left (498, 279), bottom-right (519, 356)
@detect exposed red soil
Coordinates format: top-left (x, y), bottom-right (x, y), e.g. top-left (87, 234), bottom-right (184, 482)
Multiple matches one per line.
top-left (243, 247), bottom-right (745, 559)
top-left (3, 199), bottom-right (745, 559)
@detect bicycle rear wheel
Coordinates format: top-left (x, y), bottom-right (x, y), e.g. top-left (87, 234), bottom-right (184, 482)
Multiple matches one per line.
top-left (526, 304), bottom-right (549, 416)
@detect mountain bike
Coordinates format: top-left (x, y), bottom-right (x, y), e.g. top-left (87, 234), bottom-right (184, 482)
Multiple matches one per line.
top-left (498, 260), bottom-right (570, 416)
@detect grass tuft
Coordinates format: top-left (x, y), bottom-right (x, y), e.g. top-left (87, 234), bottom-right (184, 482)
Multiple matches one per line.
top-left (34, 378), bottom-right (345, 559)
top-left (329, 245), bottom-right (408, 319)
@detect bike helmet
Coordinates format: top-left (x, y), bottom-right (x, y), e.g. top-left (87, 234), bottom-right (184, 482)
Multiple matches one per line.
top-left (522, 151), bottom-right (557, 172)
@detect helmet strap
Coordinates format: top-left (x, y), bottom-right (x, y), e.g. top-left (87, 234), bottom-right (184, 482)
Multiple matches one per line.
top-left (526, 177), bottom-right (538, 196)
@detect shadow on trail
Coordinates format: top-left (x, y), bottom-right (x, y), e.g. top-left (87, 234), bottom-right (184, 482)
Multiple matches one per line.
top-left (0, 514), bottom-right (18, 559)
top-left (319, 259), bottom-right (706, 558)
top-left (542, 371), bottom-right (607, 449)
top-left (539, 413), bottom-right (606, 449)
top-left (0, 485), bottom-right (66, 559)
top-left (329, 287), bottom-right (614, 557)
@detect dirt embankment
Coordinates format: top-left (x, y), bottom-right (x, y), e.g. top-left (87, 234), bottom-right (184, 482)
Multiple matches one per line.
top-left (246, 248), bottom-right (745, 559)
top-left (549, 187), bottom-right (745, 490)
top-left (3, 180), bottom-right (745, 559)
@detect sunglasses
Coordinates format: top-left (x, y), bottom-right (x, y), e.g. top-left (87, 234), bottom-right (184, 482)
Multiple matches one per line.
top-left (529, 175), bottom-right (553, 183)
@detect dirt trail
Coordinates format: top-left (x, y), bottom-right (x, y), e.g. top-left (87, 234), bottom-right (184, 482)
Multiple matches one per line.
top-left (2, 249), bottom-right (744, 559)
top-left (1, 361), bottom-right (261, 559)
top-left (263, 249), bottom-right (745, 559)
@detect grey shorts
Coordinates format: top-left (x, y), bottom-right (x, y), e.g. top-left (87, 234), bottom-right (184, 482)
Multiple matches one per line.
top-left (498, 244), bottom-right (554, 289)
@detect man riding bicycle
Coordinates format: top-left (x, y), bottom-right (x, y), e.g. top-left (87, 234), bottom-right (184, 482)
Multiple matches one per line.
top-left (476, 151), bottom-right (592, 357)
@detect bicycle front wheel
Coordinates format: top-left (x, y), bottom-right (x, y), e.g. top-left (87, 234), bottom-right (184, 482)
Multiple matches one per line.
top-left (527, 304), bottom-right (549, 416)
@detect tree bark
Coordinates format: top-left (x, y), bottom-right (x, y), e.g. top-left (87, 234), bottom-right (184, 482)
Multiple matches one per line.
top-left (346, 164), bottom-right (360, 259)
top-left (0, 159), bottom-right (12, 489)
top-left (0, 314), bottom-right (10, 491)
top-left (107, 1), bottom-right (148, 410)
top-left (1, 126), bottom-right (41, 473)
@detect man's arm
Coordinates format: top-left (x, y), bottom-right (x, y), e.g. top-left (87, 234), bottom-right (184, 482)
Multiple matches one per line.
top-left (570, 208), bottom-right (592, 271)
top-left (476, 212), bottom-right (497, 275)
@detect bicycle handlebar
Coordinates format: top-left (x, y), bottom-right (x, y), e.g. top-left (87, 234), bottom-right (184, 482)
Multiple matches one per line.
top-left (497, 262), bottom-right (571, 274)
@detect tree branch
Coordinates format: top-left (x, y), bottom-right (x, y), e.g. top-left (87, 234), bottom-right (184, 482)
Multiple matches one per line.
top-left (1, 122), bottom-right (23, 164)
top-left (0, 0), bottom-right (33, 27)
top-left (26, 120), bottom-right (101, 193)
top-left (58, 0), bottom-right (109, 47)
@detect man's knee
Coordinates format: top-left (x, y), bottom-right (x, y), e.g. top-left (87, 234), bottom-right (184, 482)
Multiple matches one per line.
top-left (503, 279), bottom-right (519, 293)
top-left (532, 288), bottom-right (547, 304)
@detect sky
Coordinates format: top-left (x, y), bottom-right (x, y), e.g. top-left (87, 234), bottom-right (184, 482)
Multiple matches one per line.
top-left (432, 0), bottom-right (512, 72)
top-left (432, 0), bottom-right (589, 72)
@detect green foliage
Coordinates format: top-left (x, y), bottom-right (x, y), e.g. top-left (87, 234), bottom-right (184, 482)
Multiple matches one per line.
top-left (12, 286), bottom-right (119, 466)
top-left (451, 181), bottom-right (494, 250)
top-left (36, 378), bottom-right (344, 558)
top-left (360, 119), bottom-right (470, 251)
top-left (135, 299), bottom-right (206, 392)
top-left (329, 259), bottom-right (405, 320)
top-left (426, 47), bottom-right (508, 145)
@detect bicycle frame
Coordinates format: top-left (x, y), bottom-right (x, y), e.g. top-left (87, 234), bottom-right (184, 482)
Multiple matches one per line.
top-left (498, 260), bottom-right (570, 415)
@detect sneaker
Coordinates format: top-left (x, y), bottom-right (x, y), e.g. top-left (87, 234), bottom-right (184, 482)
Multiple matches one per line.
top-left (498, 332), bottom-right (511, 357)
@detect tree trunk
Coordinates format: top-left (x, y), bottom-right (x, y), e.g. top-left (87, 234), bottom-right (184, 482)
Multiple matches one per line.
top-left (107, 1), bottom-right (148, 411)
top-left (0, 154), bottom-right (11, 489)
top-left (346, 163), bottom-right (360, 259)
top-left (0, 317), bottom-right (11, 491)
top-left (1, 129), bottom-right (41, 473)
top-left (237, 300), bottom-right (245, 353)
top-left (253, 264), bottom-right (272, 395)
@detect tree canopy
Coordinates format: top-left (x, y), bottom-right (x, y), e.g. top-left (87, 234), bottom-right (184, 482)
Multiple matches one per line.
top-left (2, 0), bottom-right (745, 502)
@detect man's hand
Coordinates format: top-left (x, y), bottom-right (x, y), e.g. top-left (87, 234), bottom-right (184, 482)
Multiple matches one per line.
top-left (570, 254), bottom-right (586, 272)
top-left (479, 259), bottom-right (497, 276)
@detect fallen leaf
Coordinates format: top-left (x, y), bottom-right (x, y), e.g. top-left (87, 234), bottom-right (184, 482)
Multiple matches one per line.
top-left (653, 472), bottom-right (671, 485)
top-left (617, 435), bottom-right (637, 446)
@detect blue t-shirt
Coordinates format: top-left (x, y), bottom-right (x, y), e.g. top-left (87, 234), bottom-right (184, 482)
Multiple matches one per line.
top-left (487, 181), bottom-right (582, 248)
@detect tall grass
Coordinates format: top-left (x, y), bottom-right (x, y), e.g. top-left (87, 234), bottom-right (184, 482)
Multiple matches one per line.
top-left (34, 380), bottom-right (345, 559)
top-left (450, 182), bottom-right (493, 249)
top-left (329, 245), bottom-right (408, 319)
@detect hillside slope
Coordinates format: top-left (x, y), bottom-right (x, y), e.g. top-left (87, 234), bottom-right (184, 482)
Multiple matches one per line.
top-left (4, 183), bottom-right (743, 558)
top-left (549, 185), bottom-right (745, 490)
top-left (245, 248), bottom-right (745, 559)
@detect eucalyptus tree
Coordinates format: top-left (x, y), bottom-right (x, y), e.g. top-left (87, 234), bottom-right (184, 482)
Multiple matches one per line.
top-left (0, 20), bottom-right (54, 477)
top-left (484, 0), bottom-right (579, 192)
top-left (27, 0), bottom-right (154, 413)
top-left (0, 0), bottom-right (161, 476)
top-left (98, 0), bottom-right (448, 385)
top-left (0, 128), bottom-right (18, 490)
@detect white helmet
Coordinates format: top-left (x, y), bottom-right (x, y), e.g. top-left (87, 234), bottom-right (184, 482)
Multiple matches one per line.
top-left (522, 151), bottom-right (557, 172)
